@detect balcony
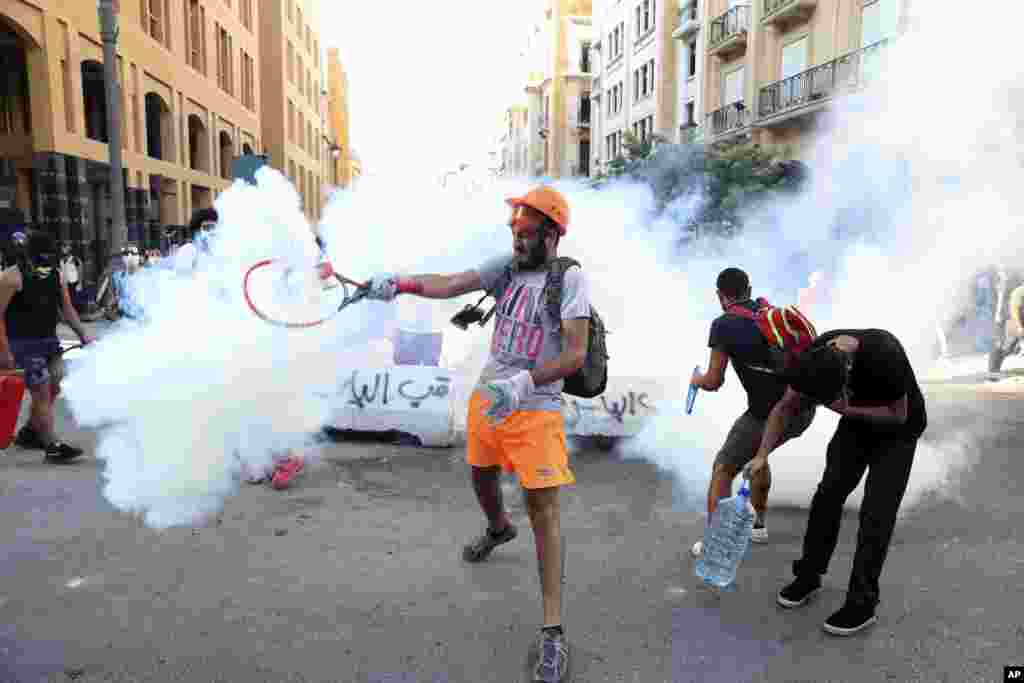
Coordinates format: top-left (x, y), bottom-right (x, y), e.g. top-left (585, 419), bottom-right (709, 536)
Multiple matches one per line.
top-left (757, 39), bottom-right (891, 124)
top-left (708, 5), bottom-right (750, 58)
top-left (761, 0), bottom-right (816, 28)
top-left (706, 101), bottom-right (749, 138)
top-left (679, 123), bottom-right (700, 144)
top-left (672, 2), bottom-right (700, 40)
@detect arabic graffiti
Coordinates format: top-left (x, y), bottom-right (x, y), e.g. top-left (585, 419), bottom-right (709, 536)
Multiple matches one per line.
top-left (562, 391), bottom-right (653, 428)
top-left (338, 369), bottom-right (452, 410)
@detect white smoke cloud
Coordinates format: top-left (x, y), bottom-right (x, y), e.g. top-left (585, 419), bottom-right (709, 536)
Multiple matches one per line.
top-left (65, 1), bottom-right (1020, 529)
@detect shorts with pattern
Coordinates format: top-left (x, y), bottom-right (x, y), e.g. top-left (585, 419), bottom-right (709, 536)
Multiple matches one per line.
top-left (9, 337), bottom-right (64, 389)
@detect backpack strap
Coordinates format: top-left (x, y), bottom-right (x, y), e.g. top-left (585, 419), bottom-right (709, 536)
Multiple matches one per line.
top-left (545, 257), bottom-right (582, 329)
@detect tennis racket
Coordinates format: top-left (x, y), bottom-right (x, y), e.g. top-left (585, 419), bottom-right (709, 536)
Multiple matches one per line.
top-left (686, 365), bottom-right (700, 415)
top-left (243, 259), bottom-right (369, 329)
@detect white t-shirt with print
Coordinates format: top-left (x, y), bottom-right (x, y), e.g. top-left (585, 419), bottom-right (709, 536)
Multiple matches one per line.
top-left (475, 256), bottom-right (591, 412)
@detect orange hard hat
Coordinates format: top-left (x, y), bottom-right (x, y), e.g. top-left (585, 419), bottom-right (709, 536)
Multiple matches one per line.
top-left (506, 185), bottom-right (569, 235)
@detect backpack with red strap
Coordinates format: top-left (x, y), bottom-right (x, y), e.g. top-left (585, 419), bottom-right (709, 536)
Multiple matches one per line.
top-left (726, 297), bottom-right (818, 372)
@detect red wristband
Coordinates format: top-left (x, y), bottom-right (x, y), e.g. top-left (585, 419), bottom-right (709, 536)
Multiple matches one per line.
top-left (396, 278), bottom-right (424, 295)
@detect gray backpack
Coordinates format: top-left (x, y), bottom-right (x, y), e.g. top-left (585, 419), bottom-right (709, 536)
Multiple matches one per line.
top-left (485, 257), bottom-right (608, 398)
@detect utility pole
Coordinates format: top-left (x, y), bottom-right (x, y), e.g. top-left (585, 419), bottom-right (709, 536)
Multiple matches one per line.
top-left (98, 0), bottom-right (126, 257)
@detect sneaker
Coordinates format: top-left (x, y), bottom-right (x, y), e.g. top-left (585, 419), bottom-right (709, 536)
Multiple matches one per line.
top-left (690, 539), bottom-right (704, 557)
top-left (270, 455), bottom-right (305, 490)
top-left (751, 522), bottom-right (768, 543)
top-left (462, 523), bottom-right (517, 563)
top-left (15, 426), bottom-right (47, 450)
top-left (44, 441), bottom-right (85, 463)
top-left (777, 576), bottom-right (821, 609)
top-left (532, 628), bottom-right (570, 683)
top-left (823, 603), bottom-right (878, 636)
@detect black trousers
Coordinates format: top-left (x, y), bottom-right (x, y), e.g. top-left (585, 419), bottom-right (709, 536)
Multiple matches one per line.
top-left (793, 420), bottom-right (917, 609)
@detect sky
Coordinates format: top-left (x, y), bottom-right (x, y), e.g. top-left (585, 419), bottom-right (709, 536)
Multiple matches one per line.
top-left (320, 1), bottom-right (543, 179)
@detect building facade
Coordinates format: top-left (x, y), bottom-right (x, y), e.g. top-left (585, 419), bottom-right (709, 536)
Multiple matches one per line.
top-left (672, 0), bottom-right (706, 144)
top-left (0, 0), bottom-right (262, 280)
top-left (323, 47), bottom-right (352, 190)
top-left (258, 0), bottom-right (326, 223)
top-left (498, 105), bottom-right (530, 177)
top-left (701, 0), bottom-right (906, 156)
top-left (520, 0), bottom-right (593, 179)
top-left (589, 0), bottom-right (682, 175)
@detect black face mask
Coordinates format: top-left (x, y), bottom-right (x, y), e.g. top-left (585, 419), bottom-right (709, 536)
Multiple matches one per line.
top-left (31, 253), bottom-right (55, 269)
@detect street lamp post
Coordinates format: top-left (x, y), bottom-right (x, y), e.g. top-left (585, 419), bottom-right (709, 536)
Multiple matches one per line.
top-left (329, 143), bottom-right (341, 186)
top-left (98, 0), bottom-right (126, 257)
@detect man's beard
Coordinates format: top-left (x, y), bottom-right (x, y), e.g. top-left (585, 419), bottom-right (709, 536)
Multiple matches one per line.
top-left (516, 238), bottom-right (549, 270)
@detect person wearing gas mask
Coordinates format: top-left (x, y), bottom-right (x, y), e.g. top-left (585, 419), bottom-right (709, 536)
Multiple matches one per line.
top-left (59, 243), bottom-right (83, 311)
top-left (0, 230), bottom-right (94, 461)
top-left (175, 208), bottom-right (218, 276)
top-left (111, 245), bottom-right (145, 320)
top-left (361, 186), bottom-right (589, 683)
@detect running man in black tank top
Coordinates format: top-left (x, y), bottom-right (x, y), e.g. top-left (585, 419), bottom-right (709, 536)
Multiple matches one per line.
top-left (0, 230), bottom-right (94, 461)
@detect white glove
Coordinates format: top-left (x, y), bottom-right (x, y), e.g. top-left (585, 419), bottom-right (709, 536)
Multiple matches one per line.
top-left (481, 370), bottom-right (535, 423)
top-left (364, 274), bottom-right (399, 301)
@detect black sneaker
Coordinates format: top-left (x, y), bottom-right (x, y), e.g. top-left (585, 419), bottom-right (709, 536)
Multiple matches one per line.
top-left (532, 628), bottom-right (570, 683)
top-left (823, 603), bottom-right (877, 636)
top-left (777, 576), bottom-right (821, 609)
top-left (44, 441), bottom-right (85, 463)
top-left (15, 426), bottom-right (47, 450)
top-left (462, 523), bottom-right (517, 563)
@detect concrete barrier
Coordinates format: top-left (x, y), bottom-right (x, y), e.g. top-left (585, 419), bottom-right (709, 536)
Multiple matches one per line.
top-left (325, 366), bottom-right (458, 447)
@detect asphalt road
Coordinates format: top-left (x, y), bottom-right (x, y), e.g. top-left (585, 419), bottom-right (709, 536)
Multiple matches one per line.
top-left (0, 384), bottom-right (1021, 682)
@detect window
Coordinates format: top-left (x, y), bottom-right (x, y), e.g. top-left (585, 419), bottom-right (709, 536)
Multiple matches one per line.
top-left (298, 112), bottom-right (305, 150)
top-left (141, 0), bottom-right (170, 48)
top-left (723, 66), bottom-right (744, 105)
top-left (241, 50), bottom-right (255, 110)
top-left (684, 101), bottom-right (695, 126)
top-left (287, 42), bottom-right (295, 82)
top-left (634, 69), bottom-right (640, 102)
top-left (861, 0), bottom-right (900, 47)
top-left (240, 0), bottom-right (253, 31)
top-left (648, 58), bottom-right (655, 95)
top-left (288, 100), bottom-right (295, 142)
top-left (688, 40), bottom-right (697, 77)
top-left (635, 0), bottom-right (655, 40)
top-left (287, 0), bottom-right (293, 22)
top-left (216, 25), bottom-right (233, 95)
top-left (580, 92), bottom-right (591, 124)
top-left (635, 5), bottom-right (642, 39)
top-left (305, 26), bottom-right (311, 52)
top-left (297, 56), bottom-right (304, 95)
top-left (186, 0), bottom-right (207, 74)
top-left (781, 36), bottom-right (808, 80)
top-left (581, 42), bottom-right (591, 73)
top-left (296, 8), bottom-right (303, 35)
top-left (313, 40), bottom-right (319, 68)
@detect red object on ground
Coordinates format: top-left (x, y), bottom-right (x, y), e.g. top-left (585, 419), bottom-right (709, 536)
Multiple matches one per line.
top-left (316, 261), bottom-right (335, 280)
top-left (271, 455), bottom-right (305, 490)
top-left (0, 371), bottom-right (26, 449)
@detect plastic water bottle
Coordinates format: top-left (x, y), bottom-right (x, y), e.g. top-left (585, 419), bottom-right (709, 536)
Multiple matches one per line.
top-left (695, 478), bottom-right (755, 589)
top-left (686, 365), bottom-right (701, 415)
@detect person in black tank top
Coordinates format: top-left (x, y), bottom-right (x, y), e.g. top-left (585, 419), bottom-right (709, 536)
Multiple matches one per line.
top-left (0, 230), bottom-right (93, 461)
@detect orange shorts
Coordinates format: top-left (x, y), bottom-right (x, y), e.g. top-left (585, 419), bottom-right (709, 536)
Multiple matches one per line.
top-left (466, 391), bottom-right (576, 490)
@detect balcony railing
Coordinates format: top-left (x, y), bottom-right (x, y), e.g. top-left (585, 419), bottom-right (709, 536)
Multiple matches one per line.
top-left (680, 123), bottom-right (699, 144)
top-left (674, 1), bottom-right (701, 40)
top-left (762, 0), bottom-right (816, 26)
top-left (706, 102), bottom-right (749, 137)
top-left (758, 39), bottom-right (890, 119)
top-left (708, 4), bottom-right (750, 54)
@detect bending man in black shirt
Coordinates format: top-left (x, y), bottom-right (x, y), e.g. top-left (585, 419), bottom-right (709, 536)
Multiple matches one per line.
top-left (747, 329), bottom-right (927, 636)
top-left (690, 268), bottom-right (815, 556)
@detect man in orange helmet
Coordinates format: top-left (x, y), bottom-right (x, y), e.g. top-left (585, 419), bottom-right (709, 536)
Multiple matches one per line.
top-left (364, 185), bottom-right (588, 682)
